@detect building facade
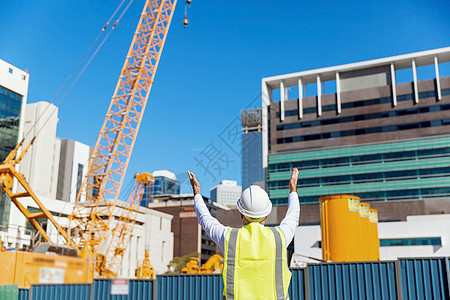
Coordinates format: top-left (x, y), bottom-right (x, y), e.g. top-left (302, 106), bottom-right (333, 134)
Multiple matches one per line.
top-left (0, 59), bottom-right (29, 226)
top-left (20, 101), bottom-right (61, 200)
top-left (210, 180), bottom-right (242, 206)
top-left (241, 109), bottom-right (264, 189)
top-left (149, 194), bottom-right (229, 264)
top-left (56, 138), bottom-right (92, 203)
top-left (262, 47), bottom-right (450, 206)
top-left (142, 170), bottom-right (180, 206)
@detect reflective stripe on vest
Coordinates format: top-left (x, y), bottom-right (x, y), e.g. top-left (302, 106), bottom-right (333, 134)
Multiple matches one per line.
top-left (224, 225), bottom-right (290, 300)
top-left (226, 228), bottom-right (239, 300)
top-left (269, 227), bottom-right (285, 300)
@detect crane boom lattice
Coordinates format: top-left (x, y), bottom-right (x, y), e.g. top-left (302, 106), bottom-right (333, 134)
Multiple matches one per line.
top-left (69, 0), bottom-right (177, 258)
top-left (99, 172), bottom-right (154, 277)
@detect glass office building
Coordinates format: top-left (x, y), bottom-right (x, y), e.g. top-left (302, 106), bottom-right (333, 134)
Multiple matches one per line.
top-left (267, 135), bottom-right (450, 205)
top-left (262, 47), bottom-right (450, 206)
top-left (0, 59), bottom-right (28, 226)
top-left (241, 109), bottom-right (264, 189)
top-left (242, 131), bottom-right (263, 189)
top-left (141, 173), bottom-right (180, 207)
top-left (0, 86), bottom-right (22, 160)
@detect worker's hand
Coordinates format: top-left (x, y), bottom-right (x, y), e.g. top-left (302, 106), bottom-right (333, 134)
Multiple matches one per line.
top-left (187, 171), bottom-right (201, 195)
top-left (289, 167), bottom-right (299, 193)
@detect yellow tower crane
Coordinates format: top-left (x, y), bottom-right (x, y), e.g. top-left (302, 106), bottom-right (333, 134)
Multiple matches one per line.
top-left (0, 0), bottom-right (185, 282)
top-left (68, 0), bottom-right (178, 264)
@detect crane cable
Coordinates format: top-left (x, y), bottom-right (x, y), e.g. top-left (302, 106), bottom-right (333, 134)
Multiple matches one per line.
top-left (25, 0), bottom-right (135, 245)
top-left (183, 0), bottom-right (192, 28)
top-left (19, 0), bottom-right (134, 150)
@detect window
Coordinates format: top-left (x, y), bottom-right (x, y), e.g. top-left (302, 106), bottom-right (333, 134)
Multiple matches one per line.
top-left (8, 68), bottom-right (12, 74)
top-left (380, 237), bottom-right (441, 247)
top-left (76, 164), bottom-right (83, 197)
top-left (277, 102), bottom-right (450, 132)
top-left (277, 118), bottom-right (450, 144)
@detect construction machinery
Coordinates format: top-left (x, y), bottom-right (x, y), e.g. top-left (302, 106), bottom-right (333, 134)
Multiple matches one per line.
top-left (97, 172), bottom-right (155, 277)
top-left (136, 249), bottom-right (155, 279)
top-left (181, 254), bottom-right (223, 274)
top-left (0, 0), bottom-right (182, 285)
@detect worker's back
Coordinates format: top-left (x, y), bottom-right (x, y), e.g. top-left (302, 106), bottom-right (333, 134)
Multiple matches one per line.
top-left (223, 223), bottom-right (291, 300)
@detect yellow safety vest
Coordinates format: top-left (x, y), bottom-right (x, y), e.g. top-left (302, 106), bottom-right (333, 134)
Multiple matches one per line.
top-left (223, 223), bottom-right (291, 300)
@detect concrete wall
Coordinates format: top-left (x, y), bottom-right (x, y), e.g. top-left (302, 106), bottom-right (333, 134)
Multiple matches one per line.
top-left (340, 65), bottom-right (391, 92)
top-left (21, 101), bottom-right (60, 199)
top-left (56, 138), bottom-right (91, 203)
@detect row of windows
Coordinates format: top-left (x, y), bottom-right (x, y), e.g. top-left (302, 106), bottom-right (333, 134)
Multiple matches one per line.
top-left (270, 187), bottom-right (450, 205)
top-left (267, 167), bottom-right (450, 189)
top-left (277, 103), bottom-right (450, 131)
top-left (0, 99), bottom-right (21, 116)
top-left (380, 237), bottom-right (441, 247)
top-left (268, 147), bottom-right (450, 173)
top-left (0, 85), bottom-right (23, 103)
top-left (275, 88), bottom-right (450, 118)
top-left (277, 118), bottom-right (450, 144)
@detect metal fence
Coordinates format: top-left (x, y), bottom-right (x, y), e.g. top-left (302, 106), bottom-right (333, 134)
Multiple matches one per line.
top-left (18, 289), bottom-right (29, 300)
top-left (399, 258), bottom-right (450, 300)
top-left (157, 274), bottom-right (223, 300)
top-left (30, 283), bottom-right (91, 300)
top-left (307, 262), bottom-right (397, 300)
top-left (13, 257), bottom-right (450, 300)
top-left (92, 279), bottom-right (155, 300)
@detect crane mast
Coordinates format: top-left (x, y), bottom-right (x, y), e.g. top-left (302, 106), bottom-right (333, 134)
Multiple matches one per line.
top-left (69, 0), bottom-right (177, 258)
top-left (98, 172), bottom-right (154, 277)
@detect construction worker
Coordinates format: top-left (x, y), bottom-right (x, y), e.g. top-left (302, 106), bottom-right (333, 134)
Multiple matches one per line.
top-left (187, 168), bottom-right (299, 300)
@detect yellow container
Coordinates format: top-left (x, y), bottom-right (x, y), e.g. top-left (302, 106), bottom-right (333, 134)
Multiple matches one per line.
top-left (0, 251), bottom-right (90, 288)
top-left (359, 202), bottom-right (370, 261)
top-left (320, 195), bottom-right (362, 262)
top-left (369, 208), bottom-right (380, 261)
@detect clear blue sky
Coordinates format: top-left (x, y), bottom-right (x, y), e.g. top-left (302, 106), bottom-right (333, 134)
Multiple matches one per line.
top-left (0, 0), bottom-right (449, 196)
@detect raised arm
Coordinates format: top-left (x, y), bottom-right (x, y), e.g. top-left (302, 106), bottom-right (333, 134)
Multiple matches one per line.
top-left (188, 171), bottom-right (228, 252)
top-left (278, 168), bottom-right (300, 247)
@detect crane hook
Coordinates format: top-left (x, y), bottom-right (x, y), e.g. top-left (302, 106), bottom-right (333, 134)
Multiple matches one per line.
top-left (183, 0), bottom-right (191, 29)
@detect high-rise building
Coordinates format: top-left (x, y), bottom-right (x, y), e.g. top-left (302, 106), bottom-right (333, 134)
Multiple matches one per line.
top-left (56, 138), bottom-right (92, 203)
top-left (20, 102), bottom-right (61, 199)
top-left (210, 180), bottom-right (242, 206)
top-left (241, 109), bottom-right (264, 189)
top-left (261, 47), bottom-right (450, 206)
top-left (0, 59), bottom-right (29, 226)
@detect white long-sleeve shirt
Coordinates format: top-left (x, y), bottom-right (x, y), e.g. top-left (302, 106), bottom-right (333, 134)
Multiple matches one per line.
top-left (194, 192), bottom-right (300, 252)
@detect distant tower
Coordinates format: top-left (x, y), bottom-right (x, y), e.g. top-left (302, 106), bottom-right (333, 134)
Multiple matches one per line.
top-left (241, 108), bottom-right (264, 190)
top-left (210, 180), bottom-right (242, 206)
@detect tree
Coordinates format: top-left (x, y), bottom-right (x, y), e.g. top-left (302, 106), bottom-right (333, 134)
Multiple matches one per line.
top-left (166, 252), bottom-right (200, 274)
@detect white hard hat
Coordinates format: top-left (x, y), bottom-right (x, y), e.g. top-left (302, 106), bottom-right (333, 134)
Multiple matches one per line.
top-left (237, 185), bottom-right (272, 218)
